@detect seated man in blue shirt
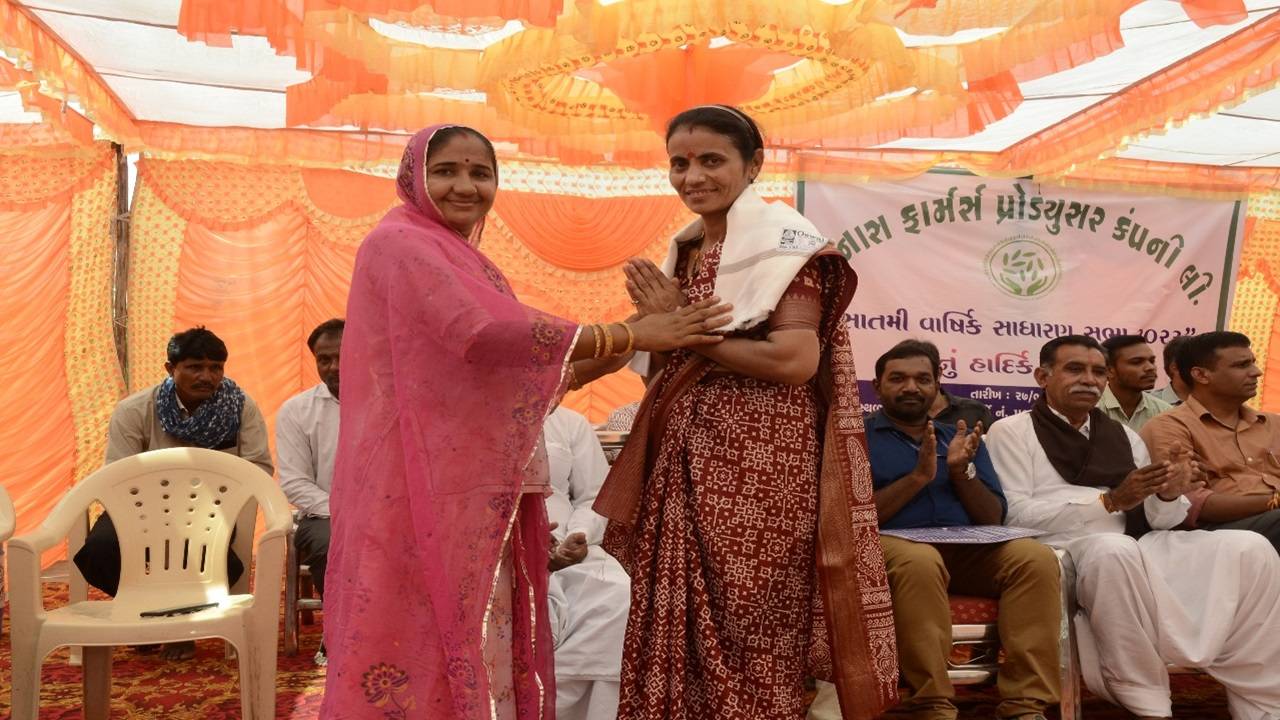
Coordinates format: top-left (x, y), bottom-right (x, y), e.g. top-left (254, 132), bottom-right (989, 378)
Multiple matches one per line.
top-left (869, 340), bottom-right (1061, 720)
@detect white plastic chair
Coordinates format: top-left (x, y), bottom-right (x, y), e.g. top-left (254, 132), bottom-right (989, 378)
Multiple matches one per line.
top-left (6, 447), bottom-right (291, 720)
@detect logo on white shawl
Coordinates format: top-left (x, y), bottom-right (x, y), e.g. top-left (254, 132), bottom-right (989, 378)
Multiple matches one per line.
top-left (779, 228), bottom-right (825, 253)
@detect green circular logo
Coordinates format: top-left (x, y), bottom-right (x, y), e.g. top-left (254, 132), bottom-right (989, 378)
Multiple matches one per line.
top-left (984, 236), bottom-right (1062, 299)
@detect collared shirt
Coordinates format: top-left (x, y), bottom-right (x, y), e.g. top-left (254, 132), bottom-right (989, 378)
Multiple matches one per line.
top-left (1139, 394), bottom-right (1280, 526)
top-left (275, 383), bottom-right (340, 518)
top-left (1099, 386), bottom-right (1173, 431)
top-left (543, 407), bottom-right (610, 545)
top-left (866, 411), bottom-right (1007, 530)
top-left (985, 409), bottom-right (1189, 546)
top-left (106, 382), bottom-right (274, 476)
top-left (931, 388), bottom-right (996, 431)
top-left (1152, 384), bottom-right (1183, 406)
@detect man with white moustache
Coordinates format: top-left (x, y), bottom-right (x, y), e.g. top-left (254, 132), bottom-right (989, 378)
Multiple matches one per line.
top-left (985, 335), bottom-right (1280, 720)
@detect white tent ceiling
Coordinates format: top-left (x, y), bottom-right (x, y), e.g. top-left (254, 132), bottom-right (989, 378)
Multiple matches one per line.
top-left (874, 2), bottom-right (1279, 160)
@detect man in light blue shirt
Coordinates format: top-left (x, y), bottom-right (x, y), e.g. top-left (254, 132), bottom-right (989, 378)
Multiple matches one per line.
top-left (1099, 335), bottom-right (1172, 431)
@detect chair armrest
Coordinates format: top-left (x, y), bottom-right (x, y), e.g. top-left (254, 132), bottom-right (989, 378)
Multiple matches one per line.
top-left (10, 524), bottom-right (69, 557)
top-left (248, 529), bottom-right (287, 603)
top-left (6, 542), bottom-right (48, 621)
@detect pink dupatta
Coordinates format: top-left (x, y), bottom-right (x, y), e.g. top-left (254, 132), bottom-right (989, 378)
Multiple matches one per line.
top-left (320, 126), bottom-right (577, 719)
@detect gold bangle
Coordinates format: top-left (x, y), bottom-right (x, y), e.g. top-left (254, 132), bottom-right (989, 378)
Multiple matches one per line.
top-left (1101, 492), bottom-right (1116, 514)
top-left (591, 324), bottom-right (604, 359)
top-left (620, 321), bottom-right (636, 355)
top-left (603, 322), bottom-right (615, 357)
top-left (567, 363), bottom-right (581, 390)
top-left (1268, 492), bottom-right (1280, 511)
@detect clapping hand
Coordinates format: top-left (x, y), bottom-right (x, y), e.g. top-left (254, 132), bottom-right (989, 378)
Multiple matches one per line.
top-left (1156, 445), bottom-right (1207, 500)
top-left (624, 258), bottom-right (686, 317)
top-left (945, 419), bottom-right (984, 479)
top-left (1109, 463), bottom-right (1172, 511)
top-left (548, 527), bottom-right (588, 572)
top-left (909, 422), bottom-right (939, 484)
top-left (1185, 448), bottom-right (1212, 483)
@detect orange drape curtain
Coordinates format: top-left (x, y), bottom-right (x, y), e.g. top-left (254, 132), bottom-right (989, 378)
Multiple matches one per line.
top-left (0, 143), bottom-right (122, 561)
top-left (0, 201), bottom-right (77, 558)
top-left (3, 147), bottom-right (1279, 548)
top-left (127, 160), bottom-right (685, 430)
top-left (1232, 196), bottom-right (1280, 411)
top-left (126, 158), bottom-right (1280, 435)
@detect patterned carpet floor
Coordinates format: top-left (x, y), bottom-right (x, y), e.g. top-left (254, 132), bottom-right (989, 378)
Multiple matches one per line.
top-left (0, 587), bottom-right (1232, 719)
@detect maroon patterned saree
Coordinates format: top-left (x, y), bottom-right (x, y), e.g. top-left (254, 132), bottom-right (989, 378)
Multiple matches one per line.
top-left (595, 237), bottom-right (898, 720)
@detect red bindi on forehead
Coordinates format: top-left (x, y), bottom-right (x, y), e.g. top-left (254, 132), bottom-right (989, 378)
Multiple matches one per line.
top-left (685, 151), bottom-right (696, 159)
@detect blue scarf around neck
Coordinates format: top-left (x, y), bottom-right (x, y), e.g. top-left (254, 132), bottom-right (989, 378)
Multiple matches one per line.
top-left (155, 377), bottom-right (245, 450)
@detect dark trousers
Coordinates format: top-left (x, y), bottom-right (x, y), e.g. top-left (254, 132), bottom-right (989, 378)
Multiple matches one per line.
top-left (295, 515), bottom-right (331, 598)
top-left (73, 513), bottom-right (243, 596)
top-left (1204, 507), bottom-right (1280, 556)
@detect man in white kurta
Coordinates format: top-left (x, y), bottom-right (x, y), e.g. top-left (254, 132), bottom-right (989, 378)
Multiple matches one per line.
top-left (985, 336), bottom-right (1280, 720)
top-left (544, 407), bottom-right (631, 720)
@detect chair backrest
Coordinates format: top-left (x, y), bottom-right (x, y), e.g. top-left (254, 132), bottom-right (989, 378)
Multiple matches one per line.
top-left (42, 448), bottom-right (289, 605)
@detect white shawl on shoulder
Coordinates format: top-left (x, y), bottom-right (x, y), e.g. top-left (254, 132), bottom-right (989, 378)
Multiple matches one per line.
top-left (632, 186), bottom-right (838, 375)
top-left (663, 184), bottom-right (834, 332)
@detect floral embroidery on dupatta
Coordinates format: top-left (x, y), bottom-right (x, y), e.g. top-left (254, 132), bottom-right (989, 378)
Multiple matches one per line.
top-left (396, 144), bottom-right (415, 206)
top-left (481, 264), bottom-right (510, 295)
top-left (362, 663), bottom-right (415, 719)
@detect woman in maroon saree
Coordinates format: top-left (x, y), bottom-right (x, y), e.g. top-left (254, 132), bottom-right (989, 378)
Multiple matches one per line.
top-left (319, 124), bottom-right (732, 720)
top-left (595, 106), bottom-right (899, 720)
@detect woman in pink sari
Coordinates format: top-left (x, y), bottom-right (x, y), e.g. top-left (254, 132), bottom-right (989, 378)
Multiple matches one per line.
top-left (320, 124), bottom-right (731, 720)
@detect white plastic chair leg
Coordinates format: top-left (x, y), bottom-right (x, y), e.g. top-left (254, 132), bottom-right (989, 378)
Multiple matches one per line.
top-left (83, 645), bottom-right (113, 720)
top-left (237, 638), bottom-right (278, 720)
top-left (9, 631), bottom-right (42, 720)
top-left (68, 511), bottom-right (90, 667)
top-left (1056, 548), bottom-right (1084, 720)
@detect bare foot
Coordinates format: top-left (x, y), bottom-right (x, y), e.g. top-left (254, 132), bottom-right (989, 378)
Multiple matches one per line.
top-left (160, 641), bottom-right (196, 661)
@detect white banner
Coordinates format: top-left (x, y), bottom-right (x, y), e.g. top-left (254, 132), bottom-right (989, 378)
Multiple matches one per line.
top-left (800, 174), bottom-right (1243, 418)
